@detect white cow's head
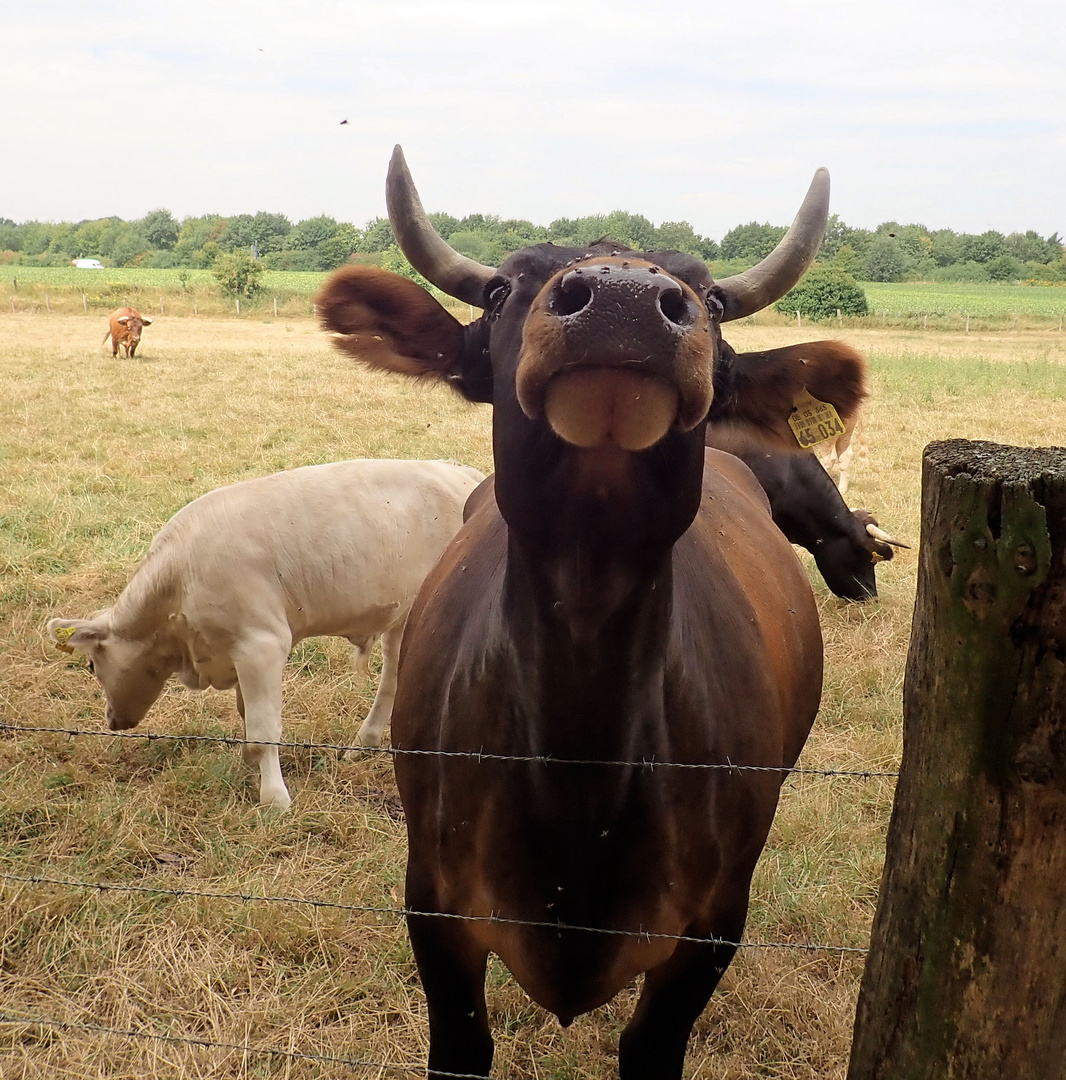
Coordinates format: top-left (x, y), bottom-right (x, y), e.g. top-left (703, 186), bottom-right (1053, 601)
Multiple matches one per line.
top-left (47, 614), bottom-right (171, 730)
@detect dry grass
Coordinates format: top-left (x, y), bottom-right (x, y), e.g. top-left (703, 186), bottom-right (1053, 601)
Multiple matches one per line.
top-left (2, 311), bottom-right (1065, 1078)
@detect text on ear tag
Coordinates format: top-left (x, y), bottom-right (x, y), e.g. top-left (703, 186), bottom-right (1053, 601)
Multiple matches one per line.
top-left (788, 388), bottom-right (846, 449)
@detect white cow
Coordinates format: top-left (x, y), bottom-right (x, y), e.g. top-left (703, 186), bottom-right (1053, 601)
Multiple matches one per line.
top-left (815, 409), bottom-right (865, 496)
top-left (47, 458), bottom-right (485, 809)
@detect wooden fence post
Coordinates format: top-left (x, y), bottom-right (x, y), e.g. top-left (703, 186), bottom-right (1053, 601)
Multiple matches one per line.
top-left (847, 439), bottom-right (1066, 1080)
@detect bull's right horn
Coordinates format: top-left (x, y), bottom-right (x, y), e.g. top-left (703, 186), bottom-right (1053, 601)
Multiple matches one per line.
top-left (386, 145), bottom-right (497, 307)
top-left (866, 522), bottom-right (910, 548)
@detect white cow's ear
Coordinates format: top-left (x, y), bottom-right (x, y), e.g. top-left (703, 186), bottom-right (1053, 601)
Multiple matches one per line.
top-left (117, 316), bottom-right (130, 324)
top-left (47, 617), bottom-right (107, 654)
top-left (141, 317), bottom-right (152, 325)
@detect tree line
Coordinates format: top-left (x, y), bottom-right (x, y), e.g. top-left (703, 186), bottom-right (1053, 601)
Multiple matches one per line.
top-left (1, 206), bottom-right (1063, 283)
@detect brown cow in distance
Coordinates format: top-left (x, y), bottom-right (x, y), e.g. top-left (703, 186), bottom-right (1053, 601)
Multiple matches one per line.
top-left (317, 146), bottom-right (867, 1079)
top-left (102, 307), bottom-right (152, 357)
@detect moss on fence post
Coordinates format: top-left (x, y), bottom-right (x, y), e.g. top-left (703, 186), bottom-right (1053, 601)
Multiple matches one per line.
top-left (848, 439), bottom-right (1066, 1080)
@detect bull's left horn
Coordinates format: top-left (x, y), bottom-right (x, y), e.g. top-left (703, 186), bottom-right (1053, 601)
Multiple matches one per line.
top-left (866, 522), bottom-right (910, 548)
top-left (386, 145), bottom-right (497, 307)
top-left (715, 169), bottom-right (831, 322)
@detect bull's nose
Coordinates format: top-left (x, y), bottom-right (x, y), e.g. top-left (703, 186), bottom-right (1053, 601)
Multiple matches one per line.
top-left (547, 264), bottom-right (700, 331)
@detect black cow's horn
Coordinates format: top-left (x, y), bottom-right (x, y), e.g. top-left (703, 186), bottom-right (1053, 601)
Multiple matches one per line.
top-left (386, 145), bottom-right (497, 307)
top-left (866, 522), bottom-right (910, 548)
top-left (715, 169), bottom-right (831, 322)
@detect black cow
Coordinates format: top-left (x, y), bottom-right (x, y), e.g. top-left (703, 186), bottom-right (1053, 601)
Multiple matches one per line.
top-left (316, 147), bottom-right (866, 1079)
top-left (709, 438), bottom-right (906, 600)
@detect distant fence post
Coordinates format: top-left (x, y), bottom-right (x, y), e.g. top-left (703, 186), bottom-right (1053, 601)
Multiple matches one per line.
top-left (847, 439), bottom-right (1066, 1079)
top-left (82, 293), bottom-right (88, 312)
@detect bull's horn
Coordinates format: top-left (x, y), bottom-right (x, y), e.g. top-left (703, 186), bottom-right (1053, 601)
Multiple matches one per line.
top-left (715, 168), bottom-right (831, 322)
top-left (386, 145), bottom-right (497, 307)
top-left (866, 522), bottom-right (910, 548)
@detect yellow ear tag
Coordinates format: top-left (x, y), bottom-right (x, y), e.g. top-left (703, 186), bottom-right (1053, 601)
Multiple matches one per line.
top-left (53, 626), bottom-right (77, 653)
top-left (788, 388), bottom-right (846, 449)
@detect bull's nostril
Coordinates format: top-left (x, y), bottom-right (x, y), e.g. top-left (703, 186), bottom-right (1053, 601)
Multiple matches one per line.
top-left (552, 278), bottom-right (594, 317)
top-left (658, 288), bottom-right (694, 327)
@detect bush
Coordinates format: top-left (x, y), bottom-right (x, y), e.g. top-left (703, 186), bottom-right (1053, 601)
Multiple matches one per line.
top-left (212, 252), bottom-right (264, 298)
top-left (986, 255), bottom-right (1025, 282)
top-left (774, 265), bottom-right (869, 320)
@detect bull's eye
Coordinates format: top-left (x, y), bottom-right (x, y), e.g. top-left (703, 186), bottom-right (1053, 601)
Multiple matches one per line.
top-left (87, 659), bottom-right (95, 674)
top-left (485, 279), bottom-right (511, 315)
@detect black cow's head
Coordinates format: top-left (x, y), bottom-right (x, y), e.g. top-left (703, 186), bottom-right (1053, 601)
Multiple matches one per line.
top-left (318, 147), bottom-right (863, 552)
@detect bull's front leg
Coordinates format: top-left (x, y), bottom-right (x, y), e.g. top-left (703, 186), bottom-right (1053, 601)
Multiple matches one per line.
top-left (233, 633), bottom-right (292, 809)
top-left (406, 863), bottom-right (493, 1079)
top-left (618, 906), bottom-right (747, 1080)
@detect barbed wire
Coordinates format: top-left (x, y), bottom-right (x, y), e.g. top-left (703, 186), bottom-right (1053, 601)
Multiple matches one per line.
top-left (0, 721), bottom-right (899, 780)
top-left (0, 869), bottom-right (869, 955)
top-left (0, 1009), bottom-right (482, 1078)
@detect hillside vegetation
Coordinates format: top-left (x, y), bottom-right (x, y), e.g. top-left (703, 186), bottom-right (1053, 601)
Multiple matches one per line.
top-left (3, 206), bottom-right (1064, 285)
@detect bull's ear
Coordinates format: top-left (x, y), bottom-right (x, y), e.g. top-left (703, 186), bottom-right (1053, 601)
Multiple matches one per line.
top-left (117, 316), bottom-right (130, 324)
top-left (47, 617), bottom-right (108, 655)
top-left (711, 340), bottom-right (866, 452)
top-left (141, 317), bottom-right (152, 325)
top-left (316, 265), bottom-right (467, 382)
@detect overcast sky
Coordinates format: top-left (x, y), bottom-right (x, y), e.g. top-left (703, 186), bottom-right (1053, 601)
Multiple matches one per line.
top-left (4, 0), bottom-right (1063, 240)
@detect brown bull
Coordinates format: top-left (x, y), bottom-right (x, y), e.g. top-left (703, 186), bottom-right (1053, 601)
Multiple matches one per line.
top-left (316, 146), bottom-right (866, 1079)
top-left (102, 307), bottom-right (152, 358)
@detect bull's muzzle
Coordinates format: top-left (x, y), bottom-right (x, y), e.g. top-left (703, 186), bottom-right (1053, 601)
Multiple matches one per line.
top-left (516, 259), bottom-right (715, 451)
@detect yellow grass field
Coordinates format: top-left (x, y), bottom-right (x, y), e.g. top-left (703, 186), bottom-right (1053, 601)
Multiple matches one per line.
top-left (2, 308), bottom-right (1065, 1078)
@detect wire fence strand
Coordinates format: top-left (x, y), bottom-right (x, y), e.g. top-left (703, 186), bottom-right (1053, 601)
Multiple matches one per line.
top-left (0, 1009), bottom-right (483, 1078)
top-left (0, 869), bottom-right (869, 955)
top-left (0, 721), bottom-right (900, 780)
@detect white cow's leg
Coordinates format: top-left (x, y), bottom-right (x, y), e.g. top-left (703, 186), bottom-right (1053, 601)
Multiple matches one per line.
top-left (233, 636), bottom-right (292, 809)
top-left (349, 621), bottom-right (405, 754)
top-left (835, 440), bottom-right (855, 496)
top-left (350, 635), bottom-right (378, 680)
